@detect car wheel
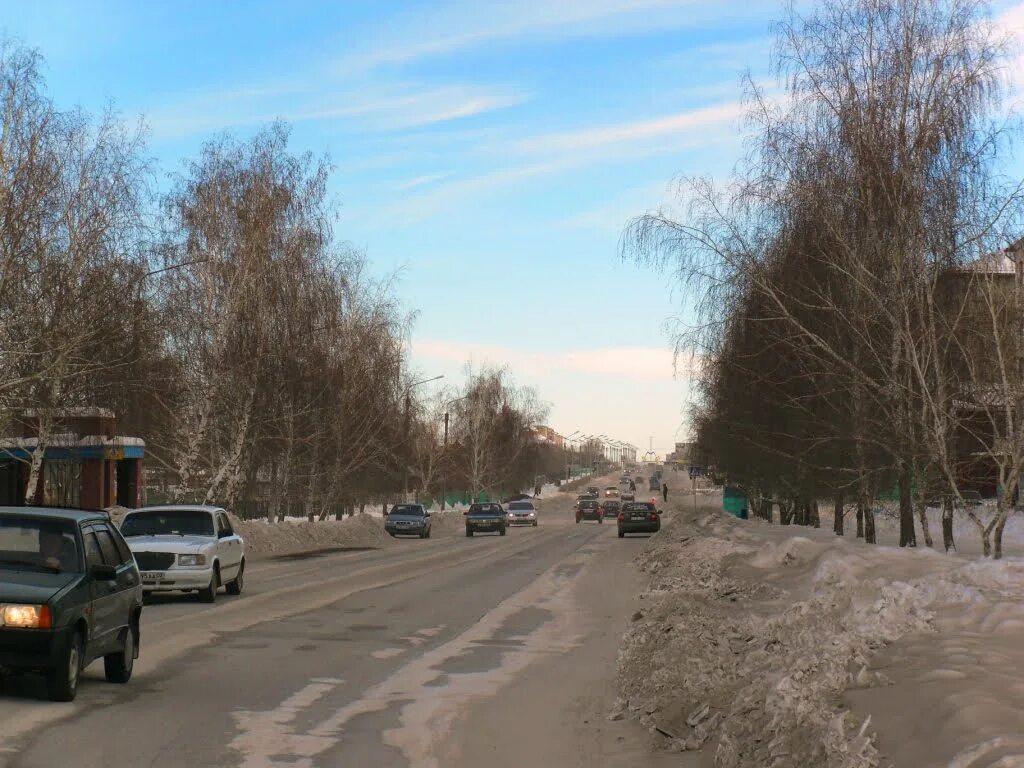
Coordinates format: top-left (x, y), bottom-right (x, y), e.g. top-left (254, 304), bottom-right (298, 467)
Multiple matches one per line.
top-left (533, 521), bottom-right (538, 527)
top-left (575, 518), bottom-right (580, 524)
top-left (598, 517), bottom-right (603, 524)
top-left (198, 568), bottom-right (219, 603)
top-left (618, 530), bottom-right (625, 538)
top-left (226, 561), bottom-right (245, 596)
top-left (499, 526), bottom-right (506, 536)
top-left (47, 631), bottom-right (82, 702)
top-left (466, 529), bottom-right (474, 537)
top-left (104, 622), bottom-right (136, 684)
top-left (426, 527), bottom-right (431, 539)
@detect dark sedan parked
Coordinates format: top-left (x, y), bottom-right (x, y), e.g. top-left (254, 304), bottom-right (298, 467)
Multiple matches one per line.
top-left (385, 504), bottom-right (432, 538)
top-left (465, 503), bottom-right (507, 537)
top-left (618, 502), bottom-right (661, 538)
top-left (0, 507), bottom-right (143, 701)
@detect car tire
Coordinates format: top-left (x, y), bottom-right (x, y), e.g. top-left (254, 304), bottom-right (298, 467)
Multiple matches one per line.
top-left (575, 518), bottom-right (580, 524)
top-left (47, 631), bottom-right (82, 702)
top-left (533, 521), bottom-right (538, 527)
top-left (198, 568), bottom-right (219, 603)
top-left (104, 622), bottom-right (136, 684)
top-left (499, 527), bottom-right (506, 536)
top-left (466, 529), bottom-right (474, 537)
top-left (618, 530), bottom-right (625, 538)
top-left (226, 561), bottom-right (245, 596)
top-left (598, 517), bottom-right (603, 524)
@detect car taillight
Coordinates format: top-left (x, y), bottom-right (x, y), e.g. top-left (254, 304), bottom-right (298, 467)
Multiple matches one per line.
top-left (617, 513), bottom-right (625, 521)
top-left (649, 512), bottom-right (658, 521)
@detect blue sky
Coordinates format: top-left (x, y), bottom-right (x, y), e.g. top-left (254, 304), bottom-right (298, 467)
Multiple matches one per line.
top-left (4, 0), bottom-right (1022, 456)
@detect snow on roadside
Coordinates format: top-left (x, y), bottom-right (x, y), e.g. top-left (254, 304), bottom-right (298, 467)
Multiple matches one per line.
top-left (615, 502), bottom-right (1016, 768)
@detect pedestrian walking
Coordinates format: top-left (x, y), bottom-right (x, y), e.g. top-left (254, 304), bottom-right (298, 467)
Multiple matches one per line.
top-left (662, 482), bottom-right (668, 503)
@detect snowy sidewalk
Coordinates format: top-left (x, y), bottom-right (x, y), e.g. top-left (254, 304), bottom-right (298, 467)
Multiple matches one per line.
top-left (616, 498), bottom-right (1024, 768)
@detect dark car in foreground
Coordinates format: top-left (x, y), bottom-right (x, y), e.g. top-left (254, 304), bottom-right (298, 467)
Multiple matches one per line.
top-left (0, 507), bottom-right (143, 701)
top-left (576, 499), bottom-right (603, 524)
top-left (385, 504), bottom-right (432, 538)
top-left (618, 502), bottom-right (661, 538)
top-left (600, 499), bottom-right (621, 519)
top-left (465, 503), bottom-right (507, 536)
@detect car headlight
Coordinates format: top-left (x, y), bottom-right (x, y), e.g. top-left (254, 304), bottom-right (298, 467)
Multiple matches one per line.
top-left (178, 554), bottom-right (207, 567)
top-left (1, 603), bottom-right (51, 629)
top-left (529, 512), bottom-right (536, 517)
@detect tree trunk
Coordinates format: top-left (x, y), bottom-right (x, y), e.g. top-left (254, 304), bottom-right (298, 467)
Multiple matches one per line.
top-left (780, 500), bottom-right (793, 525)
top-left (941, 496), bottom-right (956, 552)
top-left (864, 506), bottom-right (876, 544)
top-left (833, 495), bottom-right (845, 536)
top-left (856, 503), bottom-right (864, 538)
top-left (916, 495), bottom-right (933, 548)
top-left (898, 463), bottom-right (916, 547)
top-left (764, 497), bottom-right (774, 523)
top-left (994, 508), bottom-right (1010, 560)
top-left (809, 499), bottom-right (820, 528)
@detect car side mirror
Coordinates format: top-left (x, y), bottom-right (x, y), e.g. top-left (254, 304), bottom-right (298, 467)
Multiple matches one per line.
top-left (91, 564), bottom-right (117, 581)
top-left (218, 529), bottom-right (232, 539)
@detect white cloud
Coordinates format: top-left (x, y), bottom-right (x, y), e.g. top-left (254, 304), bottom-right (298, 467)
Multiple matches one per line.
top-left (394, 173), bottom-right (454, 191)
top-left (338, 0), bottom-right (702, 72)
top-left (412, 338), bottom-right (696, 381)
top-left (513, 101), bottom-right (743, 155)
top-left (144, 83), bottom-right (526, 140)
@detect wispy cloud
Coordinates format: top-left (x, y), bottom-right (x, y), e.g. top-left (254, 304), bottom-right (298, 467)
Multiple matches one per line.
top-left (394, 172), bottom-right (454, 191)
top-left (339, 0), bottom-right (702, 72)
top-left (144, 83), bottom-right (526, 140)
top-left (413, 338), bottom-right (694, 381)
top-left (513, 101), bottom-right (743, 155)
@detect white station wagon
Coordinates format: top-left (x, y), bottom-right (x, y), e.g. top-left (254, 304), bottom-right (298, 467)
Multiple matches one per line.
top-left (119, 505), bottom-right (245, 602)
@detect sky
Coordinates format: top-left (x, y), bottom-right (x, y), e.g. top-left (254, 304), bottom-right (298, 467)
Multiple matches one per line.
top-left (2, 0), bottom-right (1023, 457)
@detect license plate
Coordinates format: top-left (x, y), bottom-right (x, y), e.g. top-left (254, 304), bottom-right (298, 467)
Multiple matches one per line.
top-left (141, 572), bottom-right (164, 580)
top-left (631, 514), bottom-right (646, 520)
top-left (476, 521), bottom-right (494, 527)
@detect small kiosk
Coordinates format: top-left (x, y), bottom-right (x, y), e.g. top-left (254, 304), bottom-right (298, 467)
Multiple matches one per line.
top-left (0, 408), bottom-right (144, 509)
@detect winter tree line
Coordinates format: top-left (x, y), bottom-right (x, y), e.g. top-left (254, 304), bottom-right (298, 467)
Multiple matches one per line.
top-left (625, 0), bottom-right (1024, 558)
top-left (0, 41), bottom-right (552, 519)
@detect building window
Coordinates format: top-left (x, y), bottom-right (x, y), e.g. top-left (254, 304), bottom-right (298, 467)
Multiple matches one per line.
top-left (43, 460), bottom-right (81, 508)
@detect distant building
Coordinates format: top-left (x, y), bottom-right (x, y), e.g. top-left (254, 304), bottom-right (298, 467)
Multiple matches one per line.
top-left (0, 408), bottom-right (145, 509)
top-left (531, 425), bottom-right (564, 448)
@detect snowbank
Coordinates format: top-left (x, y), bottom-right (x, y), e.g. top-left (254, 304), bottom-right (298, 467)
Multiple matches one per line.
top-left (616, 501), bottom-right (1024, 767)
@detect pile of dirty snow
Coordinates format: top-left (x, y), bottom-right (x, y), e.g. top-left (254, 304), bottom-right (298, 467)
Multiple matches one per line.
top-left (615, 503), bottom-right (986, 768)
top-left (235, 513), bottom-right (392, 556)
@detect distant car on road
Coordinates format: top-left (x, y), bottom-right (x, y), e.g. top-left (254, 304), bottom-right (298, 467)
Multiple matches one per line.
top-left (465, 503), bottom-right (507, 537)
top-left (120, 505), bottom-right (245, 603)
top-left (586, 486), bottom-right (600, 495)
top-left (576, 499), bottom-right (603, 524)
top-left (618, 502), bottom-right (661, 538)
top-left (600, 499), bottom-right (621, 519)
top-left (385, 504), bottom-right (432, 538)
top-left (648, 477), bottom-right (660, 492)
top-left (506, 501), bottom-right (538, 527)
top-left (0, 507), bottom-right (143, 701)
top-left (604, 486), bottom-right (619, 498)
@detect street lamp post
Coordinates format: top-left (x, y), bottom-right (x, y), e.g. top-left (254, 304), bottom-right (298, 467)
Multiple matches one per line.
top-left (403, 375), bottom-right (445, 500)
top-left (440, 394), bottom-right (469, 511)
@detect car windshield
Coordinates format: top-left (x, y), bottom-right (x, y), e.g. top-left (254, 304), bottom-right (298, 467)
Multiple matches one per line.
top-left (508, 502), bottom-right (534, 511)
top-left (0, 517), bottom-right (83, 573)
top-left (581, 501), bottom-right (599, 508)
top-left (468, 504), bottom-right (501, 514)
top-left (121, 510), bottom-right (215, 537)
top-left (390, 505), bottom-right (424, 516)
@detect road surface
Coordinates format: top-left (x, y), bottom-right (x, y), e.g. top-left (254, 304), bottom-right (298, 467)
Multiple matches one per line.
top-left (0, 486), bottom-right (685, 767)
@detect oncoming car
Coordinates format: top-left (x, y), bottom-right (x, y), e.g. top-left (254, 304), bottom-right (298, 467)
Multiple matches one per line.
top-left (617, 502), bottom-right (661, 538)
top-left (0, 507), bottom-right (143, 701)
top-left (119, 506), bottom-right (245, 603)
top-left (465, 503), bottom-right (507, 537)
top-left (506, 501), bottom-right (538, 527)
top-left (385, 504), bottom-right (432, 538)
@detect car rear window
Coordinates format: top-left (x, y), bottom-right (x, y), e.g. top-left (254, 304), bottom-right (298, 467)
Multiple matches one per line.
top-left (623, 503), bottom-right (655, 512)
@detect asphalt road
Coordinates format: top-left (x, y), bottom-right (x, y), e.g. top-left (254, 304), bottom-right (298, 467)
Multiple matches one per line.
top-left (0, 482), bottom-right (683, 768)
